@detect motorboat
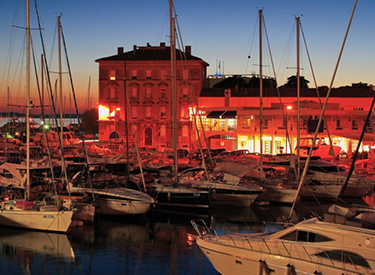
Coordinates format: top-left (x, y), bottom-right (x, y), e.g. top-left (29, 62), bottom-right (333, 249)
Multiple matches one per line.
top-left (178, 163), bottom-right (263, 207)
top-left (68, 168), bottom-right (155, 215)
top-left (192, 217), bottom-right (375, 274)
top-left (146, 179), bottom-right (211, 212)
top-left (129, 165), bottom-right (211, 212)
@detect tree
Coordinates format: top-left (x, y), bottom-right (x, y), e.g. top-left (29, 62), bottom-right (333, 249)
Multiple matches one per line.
top-left (280, 75), bottom-right (310, 88)
top-left (80, 107), bottom-right (98, 136)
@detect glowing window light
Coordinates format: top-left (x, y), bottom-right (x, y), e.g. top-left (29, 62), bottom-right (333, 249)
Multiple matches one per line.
top-left (98, 105), bottom-right (110, 120)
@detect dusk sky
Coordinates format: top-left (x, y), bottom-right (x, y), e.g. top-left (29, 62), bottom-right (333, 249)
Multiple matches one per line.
top-left (0, 0), bottom-right (373, 114)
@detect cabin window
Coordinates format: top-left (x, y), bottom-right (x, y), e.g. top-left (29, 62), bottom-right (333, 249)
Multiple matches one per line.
top-left (314, 250), bottom-right (370, 268)
top-left (279, 230), bottom-right (332, 242)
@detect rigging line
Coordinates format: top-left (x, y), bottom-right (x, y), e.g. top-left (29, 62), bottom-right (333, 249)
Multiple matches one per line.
top-left (30, 35), bottom-right (58, 198)
top-left (276, 20), bottom-right (296, 86)
top-left (174, 17), bottom-right (212, 172)
top-left (263, 15), bottom-right (299, 180)
top-left (242, 14), bottom-right (258, 75)
top-left (0, 1), bottom-right (21, 91)
top-left (290, 0), bottom-right (358, 217)
top-left (60, 25), bottom-right (94, 198)
top-left (300, 22), bottom-right (339, 168)
top-left (33, 0), bottom-right (69, 200)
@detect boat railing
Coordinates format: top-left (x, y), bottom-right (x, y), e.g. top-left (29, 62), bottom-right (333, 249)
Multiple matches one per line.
top-left (191, 219), bottom-right (219, 239)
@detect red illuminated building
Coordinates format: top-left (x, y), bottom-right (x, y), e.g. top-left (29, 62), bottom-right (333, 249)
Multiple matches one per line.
top-left (96, 43), bottom-right (375, 156)
top-left (95, 42), bottom-right (208, 152)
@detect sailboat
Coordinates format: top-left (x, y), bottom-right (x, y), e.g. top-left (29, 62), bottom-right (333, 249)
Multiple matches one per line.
top-left (0, 0), bottom-right (73, 232)
top-left (144, 0), bottom-right (211, 212)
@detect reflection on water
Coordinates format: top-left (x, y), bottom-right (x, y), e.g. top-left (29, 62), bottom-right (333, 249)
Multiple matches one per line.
top-left (0, 194), bottom-right (374, 275)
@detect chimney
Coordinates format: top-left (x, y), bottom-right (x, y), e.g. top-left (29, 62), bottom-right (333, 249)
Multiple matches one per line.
top-left (117, 47), bottom-right (124, 55)
top-left (160, 42), bottom-right (166, 47)
top-left (147, 42), bottom-right (151, 47)
top-left (133, 45), bottom-right (137, 55)
top-left (225, 89), bottom-right (231, 107)
top-left (185, 45), bottom-right (191, 56)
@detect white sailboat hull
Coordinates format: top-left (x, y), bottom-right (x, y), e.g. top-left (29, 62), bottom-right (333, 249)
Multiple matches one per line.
top-left (256, 187), bottom-right (298, 204)
top-left (209, 192), bottom-right (259, 207)
top-left (95, 198), bottom-right (152, 215)
top-left (0, 205), bottom-right (73, 232)
top-left (0, 230), bottom-right (75, 261)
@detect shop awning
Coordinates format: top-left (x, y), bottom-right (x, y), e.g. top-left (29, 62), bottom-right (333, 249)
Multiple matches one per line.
top-left (221, 111), bottom-right (237, 118)
top-left (206, 111), bottom-right (225, 118)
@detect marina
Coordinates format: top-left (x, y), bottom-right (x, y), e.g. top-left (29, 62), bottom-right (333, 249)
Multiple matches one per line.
top-left (0, 195), bottom-right (373, 275)
top-left (2, 0), bottom-right (375, 274)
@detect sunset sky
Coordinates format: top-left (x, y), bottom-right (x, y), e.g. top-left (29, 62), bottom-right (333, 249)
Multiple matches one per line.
top-left (0, 0), bottom-right (373, 114)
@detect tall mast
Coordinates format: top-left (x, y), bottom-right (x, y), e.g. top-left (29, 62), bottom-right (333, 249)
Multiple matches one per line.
top-left (259, 9), bottom-right (263, 180)
top-left (296, 16), bottom-right (301, 180)
top-left (26, 0), bottom-right (31, 199)
top-left (170, 0), bottom-right (178, 182)
top-left (58, 15), bottom-right (63, 141)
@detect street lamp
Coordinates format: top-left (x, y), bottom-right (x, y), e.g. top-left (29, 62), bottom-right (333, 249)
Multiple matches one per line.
top-left (286, 105), bottom-right (292, 153)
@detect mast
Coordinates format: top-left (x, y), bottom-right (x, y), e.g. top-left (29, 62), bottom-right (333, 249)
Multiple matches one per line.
top-left (259, 9), bottom-right (263, 180)
top-left (26, 0), bottom-right (31, 199)
top-left (58, 15), bottom-right (63, 142)
top-left (170, 0), bottom-right (178, 182)
top-left (296, 16), bottom-right (301, 180)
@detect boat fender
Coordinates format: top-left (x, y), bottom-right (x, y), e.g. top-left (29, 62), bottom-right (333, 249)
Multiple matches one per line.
top-left (258, 260), bottom-right (264, 275)
top-left (284, 264), bottom-right (294, 275)
top-left (257, 260), bottom-right (271, 275)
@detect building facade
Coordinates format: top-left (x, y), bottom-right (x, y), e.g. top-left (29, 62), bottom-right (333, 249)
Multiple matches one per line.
top-left (95, 43), bottom-right (208, 152)
top-left (96, 43), bottom-right (375, 155)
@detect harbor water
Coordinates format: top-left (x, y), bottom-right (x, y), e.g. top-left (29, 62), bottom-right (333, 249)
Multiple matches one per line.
top-left (0, 195), bottom-right (373, 275)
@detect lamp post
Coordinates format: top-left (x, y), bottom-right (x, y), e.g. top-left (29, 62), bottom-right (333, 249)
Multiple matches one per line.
top-left (286, 105), bottom-right (292, 153)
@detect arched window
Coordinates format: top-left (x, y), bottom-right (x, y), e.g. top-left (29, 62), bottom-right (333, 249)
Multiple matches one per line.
top-left (109, 131), bottom-right (120, 139)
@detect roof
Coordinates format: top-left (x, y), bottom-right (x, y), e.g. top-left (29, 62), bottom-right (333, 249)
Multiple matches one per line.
top-left (200, 86), bottom-right (375, 98)
top-left (96, 43), bottom-right (208, 64)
